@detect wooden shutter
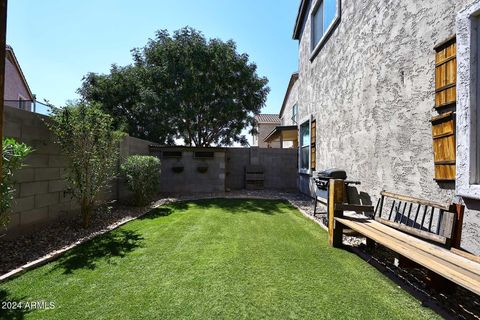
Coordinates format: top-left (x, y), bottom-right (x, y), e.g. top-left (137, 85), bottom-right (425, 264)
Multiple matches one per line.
top-left (311, 120), bottom-right (316, 171)
top-left (435, 37), bottom-right (456, 108)
top-left (432, 37), bottom-right (456, 181)
top-left (431, 112), bottom-right (455, 180)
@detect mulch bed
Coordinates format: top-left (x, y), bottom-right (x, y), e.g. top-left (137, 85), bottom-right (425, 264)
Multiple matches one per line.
top-left (0, 201), bottom-right (154, 276)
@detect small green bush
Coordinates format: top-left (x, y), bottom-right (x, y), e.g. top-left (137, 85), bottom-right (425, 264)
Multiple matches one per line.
top-left (1, 138), bottom-right (32, 227)
top-left (121, 155), bottom-right (161, 206)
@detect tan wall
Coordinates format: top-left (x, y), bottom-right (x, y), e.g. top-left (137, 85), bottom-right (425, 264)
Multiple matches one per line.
top-left (254, 123), bottom-right (281, 148)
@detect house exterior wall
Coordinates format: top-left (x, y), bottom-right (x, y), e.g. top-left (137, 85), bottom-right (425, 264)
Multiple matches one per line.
top-left (295, 0), bottom-right (480, 254)
top-left (280, 81), bottom-right (299, 126)
top-left (4, 55), bottom-right (33, 111)
top-left (253, 123), bottom-right (281, 148)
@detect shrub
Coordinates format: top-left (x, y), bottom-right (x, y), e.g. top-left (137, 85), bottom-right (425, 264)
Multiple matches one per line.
top-left (1, 138), bottom-right (32, 227)
top-left (46, 102), bottom-right (124, 228)
top-left (121, 155), bottom-right (161, 206)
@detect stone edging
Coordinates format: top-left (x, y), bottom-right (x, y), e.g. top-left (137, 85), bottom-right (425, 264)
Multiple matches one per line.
top-left (0, 195), bottom-right (321, 283)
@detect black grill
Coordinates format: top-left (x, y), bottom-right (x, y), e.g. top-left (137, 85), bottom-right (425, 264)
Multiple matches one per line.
top-left (313, 168), bottom-right (360, 216)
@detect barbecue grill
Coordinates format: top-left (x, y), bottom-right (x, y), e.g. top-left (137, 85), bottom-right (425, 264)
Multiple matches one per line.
top-left (313, 168), bottom-right (361, 217)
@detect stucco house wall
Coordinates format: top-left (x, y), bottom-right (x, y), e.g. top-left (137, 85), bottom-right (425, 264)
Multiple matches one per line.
top-left (295, 0), bottom-right (480, 254)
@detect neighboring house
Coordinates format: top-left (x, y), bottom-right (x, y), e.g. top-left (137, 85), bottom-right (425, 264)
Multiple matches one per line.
top-left (4, 45), bottom-right (34, 111)
top-left (289, 0), bottom-right (480, 254)
top-left (264, 72), bottom-right (299, 148)
top-left (252, 114), bottom-right (281, 148)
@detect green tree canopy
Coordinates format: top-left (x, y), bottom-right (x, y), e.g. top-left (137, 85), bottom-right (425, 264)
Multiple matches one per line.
top-left (79, 27), bottom-right (270, 146)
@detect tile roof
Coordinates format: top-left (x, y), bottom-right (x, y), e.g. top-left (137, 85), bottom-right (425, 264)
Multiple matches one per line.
top-left (255, 114), bottom-right (281, 124)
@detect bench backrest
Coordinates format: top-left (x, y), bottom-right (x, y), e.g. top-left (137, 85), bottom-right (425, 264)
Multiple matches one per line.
top-left (374, 191), bottom-right (460, 247)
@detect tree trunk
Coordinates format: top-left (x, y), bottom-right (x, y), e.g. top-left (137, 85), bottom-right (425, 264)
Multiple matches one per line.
top-left (81, 198), bottom-right (92, 228)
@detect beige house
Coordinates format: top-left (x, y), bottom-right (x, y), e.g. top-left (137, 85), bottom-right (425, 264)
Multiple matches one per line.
top-left (252, 114), bottom-right (281, 148)
top-left (264, 72), bottom-right (299, 148)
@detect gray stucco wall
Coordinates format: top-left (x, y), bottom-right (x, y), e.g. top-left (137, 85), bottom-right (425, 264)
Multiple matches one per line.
top-left (296, 0), bottom-right (480, 254)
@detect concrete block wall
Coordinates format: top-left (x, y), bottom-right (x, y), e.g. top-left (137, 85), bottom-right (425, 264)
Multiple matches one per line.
top-left (151, 147), bottom-right (226, 194)
top-left (225, 147), bottom-right (298, 191)
top-left (225, 148), bottom-right (250, 190)
top-left (1, 107), bottom-right (298, 237)
top-left (3, 106), bottom-right (79, 236)
top-left (1, 108), bottom-right (156, 237)
top-left (258, 148), bottom-right (298, 190)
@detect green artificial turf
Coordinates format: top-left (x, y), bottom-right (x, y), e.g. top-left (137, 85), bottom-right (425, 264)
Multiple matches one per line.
top-left (0, 199), bottom-right (439, 319)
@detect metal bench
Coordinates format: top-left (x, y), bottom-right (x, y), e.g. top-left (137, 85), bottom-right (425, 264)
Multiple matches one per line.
top-left (327, 179), bottom-right (480, 295)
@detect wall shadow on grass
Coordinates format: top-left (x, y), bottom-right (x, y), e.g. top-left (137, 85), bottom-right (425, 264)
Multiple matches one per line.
top-left (139, 207), bottom-right (173, 220)
top-left (178, 198), bottom-right (289, 215)
top-left (0, 289), bottom-right (30, 320)
top-left (51, 229), bottom-right (144, 275)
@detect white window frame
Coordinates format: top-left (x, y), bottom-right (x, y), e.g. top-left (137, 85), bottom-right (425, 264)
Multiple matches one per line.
top-left (18, 94), bottom-right (26, 110)
top-left (299, 118), bottom-right (311, 174)
top-left (310, 0), bottom-right (341, 60)
top-left (456, 2), bottom-right (480, 199)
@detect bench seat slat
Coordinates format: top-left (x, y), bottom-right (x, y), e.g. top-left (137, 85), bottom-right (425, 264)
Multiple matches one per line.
top-left (375, 217), bottom-right (448, 245)
top-left (353, 216), bottom-right (480, 272)
top-left (380, 191), bottom-right (451, 210)
top-left (336, 216), bottom-right (480, 295)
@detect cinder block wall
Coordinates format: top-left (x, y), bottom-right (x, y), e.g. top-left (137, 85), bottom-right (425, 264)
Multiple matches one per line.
top-left (225, 148), bottom-right (298, 191)
top-left (1, 107), bottom-right (298, 237)
top-left (1, 107), bottom-right (155, 238)
top-left (3, 106), bottom-right (79, 236)
top-left (151, 147), bottom-right (226, 194)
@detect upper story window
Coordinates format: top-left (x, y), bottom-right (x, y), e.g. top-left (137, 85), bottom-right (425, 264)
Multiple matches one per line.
top-left (18, 95), bottom-right (26, 110)
top-left (311, 0), bottom-right (340, 59)
top-left (291, 104), bottom-right (298, 125)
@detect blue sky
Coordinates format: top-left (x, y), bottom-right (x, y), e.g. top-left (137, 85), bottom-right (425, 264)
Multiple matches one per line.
top-left (7, 0), bottom-right (299, 115)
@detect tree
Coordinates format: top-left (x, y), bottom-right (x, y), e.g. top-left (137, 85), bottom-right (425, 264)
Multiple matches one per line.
top-left (46, 102), bottom-right (123, 228)
top-left (79, 27), bottom-right (270, 146)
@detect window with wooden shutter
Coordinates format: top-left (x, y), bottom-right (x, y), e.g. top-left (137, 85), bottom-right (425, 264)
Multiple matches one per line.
top-left (431, 112), bottom-right (456, 180)
top-left (432, 37), bottom-right (456, 181)
top-left (435, 37), bottom-right (456, 108)
top-left (311, 119), bottom-right (316, 171)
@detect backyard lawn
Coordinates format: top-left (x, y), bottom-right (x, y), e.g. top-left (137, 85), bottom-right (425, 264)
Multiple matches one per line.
top-left (0, 199), bottom-right (439, 319)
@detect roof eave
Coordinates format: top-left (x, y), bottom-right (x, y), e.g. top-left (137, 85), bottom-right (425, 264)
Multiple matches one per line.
top-left (293, 0), bottom-right (309, 40)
